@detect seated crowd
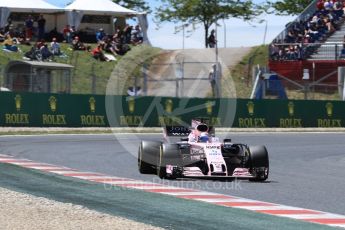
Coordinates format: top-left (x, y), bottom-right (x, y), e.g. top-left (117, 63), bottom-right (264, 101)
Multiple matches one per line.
top-left (23, 38), bottom-right (62, 61)
top-left (62, 23), bottom-right (143, 62)
top-left (1, 17), bottom-right (143, 62)
top-left (270, 0), bottom-right (345, 61)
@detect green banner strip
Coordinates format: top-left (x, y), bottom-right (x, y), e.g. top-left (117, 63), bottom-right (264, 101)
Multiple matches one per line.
top-left (0, 92), bottom-right (343, 128)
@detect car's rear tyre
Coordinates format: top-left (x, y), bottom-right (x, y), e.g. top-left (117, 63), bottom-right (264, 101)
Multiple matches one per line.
top-left (138, 141), bottom-right (160, 174)
top-left (157, 144), bottom-right (181, 179)
top-left (248, 145), bottom-right (269, 182)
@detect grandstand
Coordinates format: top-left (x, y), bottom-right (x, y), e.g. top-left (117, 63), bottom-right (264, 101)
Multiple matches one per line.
top-left (268, 0), bottom-right (345, 93)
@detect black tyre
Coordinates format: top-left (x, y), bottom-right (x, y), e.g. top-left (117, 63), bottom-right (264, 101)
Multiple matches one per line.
top-left (138, 141), bottom-right (160, 174)
top-left (157, 144), bottom-right (181, 179)
top-left (248, 145), bottom-right (269, 182)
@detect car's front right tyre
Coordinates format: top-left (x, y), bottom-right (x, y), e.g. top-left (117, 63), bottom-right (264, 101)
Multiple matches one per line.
top-left (248, 145), bottom-right (269, 182)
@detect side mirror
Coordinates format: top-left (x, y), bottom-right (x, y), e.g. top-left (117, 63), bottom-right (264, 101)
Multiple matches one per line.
top-left (224, 138), bottom-right (232, 143)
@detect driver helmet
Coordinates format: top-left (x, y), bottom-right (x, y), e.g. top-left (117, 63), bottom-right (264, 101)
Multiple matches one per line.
top-left (199, 132), bottom-right (209, 143)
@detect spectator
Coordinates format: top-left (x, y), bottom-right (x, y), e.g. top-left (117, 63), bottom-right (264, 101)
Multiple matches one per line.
top-left (50, 37), bottom-right (61, 56)
top-left (40, 44), bottom-right (52, 61)
top-left (92, 44), bottom-right (108, 61)
top-left (285, 29), bottom-right (296, 43)
top-left (269, 43), bottom-right (280, 60)
top-left (3, 34), bottom-right (18, 52)
top-left (208, 29), bottom-right (216, 48)
top-left (37, 14), bottom-right (46, 40)
top-left (303, 34), bottom-right (311, 43)
top-left (113, 37), bottom-right (130, 55)
top-left (62, 25), bottom-right (72, 43)
top-left (47, 27), bottom-right (62, 42)
top-left (307, 23), bottom-right (321, 42)
top-left (286, 45), bottom-right (298, 60)
top-left (24, 43), bottom-right (42, 60)
top-left (25, 15), bottom-right (34, 41)
top-left (71, 36), bottom-right (89, 51)
top-left (36, 39), bottom-right (46, 49)
top-left (334, 1), bottom-right (344, 18)
top-left (70, 26), bottom-right (76, 40)
top-left (310, 15), bottom-right (319, 24)
top-left (317, 0), bottom-right (325, 10)
top-left (324, 17), bottom-right (336, 34)
top-left (0, 30), bottom-right (5, 43)
top-left (4, 18), bottom-right (12, 34)
top-left (123, 24), bottom-right (132, 44)
top-left (96, 28), bottom-right (105, 42)
top-left (131, 25), bottom-right (143, 45)
top-left (324, 0), bottom-right (333, 11)
top-left (112, 32), bottom-right (120, 43)
top-left (103, 38), bottom-right (118, 57)
top-left (14, 30), bottom-right (28, 45)
top-left (270, 1), bottom-right (345, 61)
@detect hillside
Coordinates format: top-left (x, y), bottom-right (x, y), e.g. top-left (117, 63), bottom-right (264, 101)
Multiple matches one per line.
top-left (1, 42), bottom-right (274, 99)
top-left (0, 44), bottom-right (253, 97)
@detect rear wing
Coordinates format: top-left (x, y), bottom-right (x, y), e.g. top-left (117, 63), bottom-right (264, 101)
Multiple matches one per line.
top-left (163, 126), bottom-right (190, 137)
top-left (163, 119), bottom-right (216, 141)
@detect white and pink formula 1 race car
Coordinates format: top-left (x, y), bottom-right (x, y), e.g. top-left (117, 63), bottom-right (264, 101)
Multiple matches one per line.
top-left (138, 119), bottom-right (269, 181)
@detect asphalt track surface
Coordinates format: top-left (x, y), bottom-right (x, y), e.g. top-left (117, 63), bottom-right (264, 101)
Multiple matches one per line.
top-left (0, 133), bottom-right (344, 217)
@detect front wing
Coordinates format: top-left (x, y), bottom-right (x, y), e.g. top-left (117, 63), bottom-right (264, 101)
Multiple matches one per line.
top-left (166, 165), bottom-right (257, 179)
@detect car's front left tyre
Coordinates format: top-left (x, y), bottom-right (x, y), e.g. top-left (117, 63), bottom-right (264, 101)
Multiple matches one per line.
top-left (138, 141), bottom-right (161, 174)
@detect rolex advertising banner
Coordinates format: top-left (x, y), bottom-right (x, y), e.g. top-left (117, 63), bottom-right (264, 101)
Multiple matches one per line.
top-left (0, 92), bottom-right (344, 128)
top-left (0, 92), bottom-right (107, 127)
top-left (233, 99), bottom-right (344, 128)
top-left (107, 96), bottom-right (235, 127)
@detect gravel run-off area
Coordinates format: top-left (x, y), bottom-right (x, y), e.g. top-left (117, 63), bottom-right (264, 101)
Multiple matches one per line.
top-left (0, 187), bottom-right (162, 230)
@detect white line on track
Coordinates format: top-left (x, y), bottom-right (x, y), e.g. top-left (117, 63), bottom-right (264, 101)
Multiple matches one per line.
top-left (124, 186), bottom-right (189, 190)
top-left (47, 170), bottom-right (79, 175)
top-left (27, 166), bottom-right (69, 170)
top-left (73, 176), bottom-right (122, 180)
top-left (159, 191), bottom-right (220, 196)
top-left (275, 214), bottom-right (345, 219)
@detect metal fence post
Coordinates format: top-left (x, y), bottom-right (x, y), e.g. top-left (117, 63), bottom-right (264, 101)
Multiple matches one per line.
top-left (181, 60), bottom-right (184, 97)
top-left (304, 84), bottom-right (309, 100)
top-left (0, 66), bottom-right (3, 87)
top-left (91, 63), bottom-right (96, 94)
top-left (174, 63), bottom-right (179, 97)
top-left (336, 44), bottom-right (338, 61)
top-left (215, 62), bottom-right (222, 98)
top-left (142, 64), bottom-right (147, 96)
top-left (338, 67), bottom-right (345, 100)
